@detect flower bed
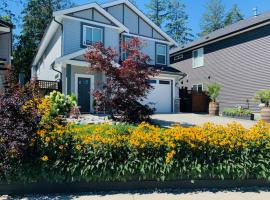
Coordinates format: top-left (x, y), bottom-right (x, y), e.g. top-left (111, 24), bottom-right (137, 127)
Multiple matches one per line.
top-left (222, 107), bottom-right (254, 120)
top-left (2, 120), bottom-right (270, 184)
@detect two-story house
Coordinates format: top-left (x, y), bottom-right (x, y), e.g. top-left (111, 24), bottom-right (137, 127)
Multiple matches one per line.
top-left (170, 12), bottom-right (270, 112)
top-left (0, 19), bottom-right (13, 92)
top-left (31, 0), bottom-right (184, 113)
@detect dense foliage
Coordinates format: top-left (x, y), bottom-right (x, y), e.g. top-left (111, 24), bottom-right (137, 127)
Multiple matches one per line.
top-left (0, 82), bottom-right (42, 179)
top-left (199, 0), bottom-right (244, 36)
top-left (45, 91), bottom-right (77, 117)
top-left (207, 82), bottom-right (221, 102)
top-left (254, 90), bottom-right (270, 107)
top-left (223, 107), bottom-right (253, 116)
top-left (2, 119), bottom-right (270, 183)
top-left (85, 38), bottom-right (159, 123)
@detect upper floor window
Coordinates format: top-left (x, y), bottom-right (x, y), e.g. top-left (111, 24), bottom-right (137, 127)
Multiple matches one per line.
top-left (82, 25), bottom-right (103, 46)
top-left (192, 48), bottom-right (204, 68)
top-left (156, 43), bottom-right (167, 65)
top-left (121, 36), bottom-right (133, 61)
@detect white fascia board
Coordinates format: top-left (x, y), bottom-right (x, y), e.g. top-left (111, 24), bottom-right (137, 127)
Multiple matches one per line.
top-left (53, 3), bottom-right (129, 33)
top-left (32, 19), bottom-right (59, 66)
top-left (55, 48), bottom-right (88, 64)
top-left (101, 0), bottom-right (177, 46)
top-left (123, 33), bottom-right (171, 44)
top-left (0, 27), bottom-right (10, 32)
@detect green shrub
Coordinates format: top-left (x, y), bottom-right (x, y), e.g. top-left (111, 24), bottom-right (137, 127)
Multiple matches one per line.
top-left (223, 107), bottom-right (253, 116)
top-left (254, 90), bottom-right (270, 107)
top-left (207, 83), bottom-right (221, 102)
top-left (45, 91), bottom-right (77, 117)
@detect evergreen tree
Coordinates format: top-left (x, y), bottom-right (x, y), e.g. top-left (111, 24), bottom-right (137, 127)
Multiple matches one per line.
top-left (146, 0), bottom-right (167, 27)
top-left (165, 0), bottom-right (193, 45)
top-left (199, 0), bottom-right (225, 37)
top-left (13, 0), bottom-right (74, 81)
top-left (224, 4), bottom-right (244, 26)
top-left (0, 0), bottom-right (21, 23)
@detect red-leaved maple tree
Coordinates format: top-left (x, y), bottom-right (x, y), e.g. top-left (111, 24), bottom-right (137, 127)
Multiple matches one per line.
top-left (84, 38), bottom-right (159, 123)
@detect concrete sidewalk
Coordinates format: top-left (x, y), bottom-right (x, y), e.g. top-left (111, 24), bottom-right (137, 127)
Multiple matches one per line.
top-left (2, 190), bottom-right (270, 200)
top-left (152, 113), bottom-right (258, 128)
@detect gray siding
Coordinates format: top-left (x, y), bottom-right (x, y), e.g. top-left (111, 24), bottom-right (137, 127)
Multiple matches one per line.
top-left (70, 8), bottom-right (113, 25)
top-left (63, 18), bottom-right (119, 55)
top-left (106, 3), bottom-right (167, 41)
top-left (171, 24), bottom-right (270, 112)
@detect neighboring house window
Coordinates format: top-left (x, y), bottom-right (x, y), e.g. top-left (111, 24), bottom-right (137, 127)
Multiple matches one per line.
top-left (193, 84), bottom-right (203, 93)
top-left (192, 48), bottom-right (204, 68)
top-left (156, 43), bottom-right (167, 65)
top-left (82, 25), bottom-right (103, 46)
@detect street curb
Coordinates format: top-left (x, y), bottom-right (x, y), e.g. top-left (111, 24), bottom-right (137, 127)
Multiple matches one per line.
top-left (1, 179), bottom-right (270, 195)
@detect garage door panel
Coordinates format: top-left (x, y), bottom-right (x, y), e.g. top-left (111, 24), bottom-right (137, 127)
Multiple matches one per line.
top-left (143, 79), bottom-right (172, 113)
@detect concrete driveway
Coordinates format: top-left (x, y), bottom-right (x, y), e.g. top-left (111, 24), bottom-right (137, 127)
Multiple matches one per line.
top-left (151, 113), bottom-right (258, 128)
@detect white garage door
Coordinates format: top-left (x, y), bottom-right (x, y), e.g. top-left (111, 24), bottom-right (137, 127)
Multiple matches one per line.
top-left (144, 79), bottom-right (172, 113)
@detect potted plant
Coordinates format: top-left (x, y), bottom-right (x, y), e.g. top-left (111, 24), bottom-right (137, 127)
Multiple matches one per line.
top-left (207, 83), bottom-right (221, 116)
top-left (254, 90), bottom-right (270, 123)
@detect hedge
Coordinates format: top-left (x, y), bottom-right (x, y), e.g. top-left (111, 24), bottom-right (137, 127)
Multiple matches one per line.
top-left (2, 120), bottom-right (270, 184)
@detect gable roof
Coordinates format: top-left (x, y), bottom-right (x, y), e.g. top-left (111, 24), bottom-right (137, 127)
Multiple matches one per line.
top-left (170, 11), bottom-right (270, 55)
top-left (32, 2), bottom-right (128, 66)
top-left (101, 0), bottom-right (177, 46)
top-left (53, 2), bottom-right (128, 32)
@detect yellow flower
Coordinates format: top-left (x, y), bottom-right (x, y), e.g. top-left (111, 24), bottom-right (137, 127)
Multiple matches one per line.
top-left (165, 150), bottom-right (176, 164)
top-left (76, 144), bottom-right (82, 151)
top-left (45, 137), bottom-right (51, 143)
top-left (41, 155), bottom-right (49, 161)
top-left (59, 145), bottom-right (64, 150)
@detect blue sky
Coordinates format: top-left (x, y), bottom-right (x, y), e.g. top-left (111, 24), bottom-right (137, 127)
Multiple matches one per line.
top-left (8, 0), bottom-right (270, 38)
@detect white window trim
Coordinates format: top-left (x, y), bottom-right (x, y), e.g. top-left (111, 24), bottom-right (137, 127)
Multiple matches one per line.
top-left (82, 25), bottom-right (103, 46)
top-left (156, 43), bottom-right (167, 65)
top-left (192, 48), bottom-right (204, 68)
top-left (75, 74), bottom-right (95, 113)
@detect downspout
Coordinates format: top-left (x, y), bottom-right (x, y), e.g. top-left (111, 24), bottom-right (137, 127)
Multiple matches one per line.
top-left (51, 61), bottom-right (62, 92)
top-left (52, 17), bottom-right (63, 92)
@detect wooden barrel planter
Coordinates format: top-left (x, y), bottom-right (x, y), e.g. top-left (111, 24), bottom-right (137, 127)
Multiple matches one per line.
top-left (209, 102), bottom-right (219, 116)
top-left (261, 107), bottom-right (270, 123)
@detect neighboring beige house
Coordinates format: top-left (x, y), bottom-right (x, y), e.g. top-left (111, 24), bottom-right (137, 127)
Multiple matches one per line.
top-left (31, 0), bottom-right (185, 114)
top-left (0, 19), bottom-right (13, 92)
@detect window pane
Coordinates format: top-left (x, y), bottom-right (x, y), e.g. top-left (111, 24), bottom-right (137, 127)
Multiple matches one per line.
top-left (198, 84), bottom-right (203, 93)
top-left (93, 28), bottom-right (102, 43)
top-left (85, 28), bottom-right (92, 45)
top-left (159, 80), bottom-right (170, 85)
top-left (192, 85), bottom-right (198, 91)
top-left (146, 79), bottom-right (157, 84)
top-left (157, 45), bottom-right (166, 55)
top-left (193, 50), bottom-right (198, 58)
top-left (157, 55), bottom-right (166, 64)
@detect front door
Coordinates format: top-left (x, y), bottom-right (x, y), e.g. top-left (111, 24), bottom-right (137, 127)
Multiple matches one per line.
top-left (78, 77), bottom-right (91, 113)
